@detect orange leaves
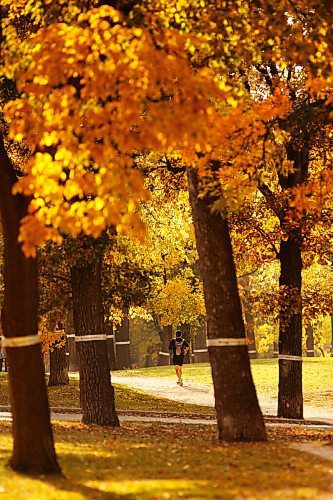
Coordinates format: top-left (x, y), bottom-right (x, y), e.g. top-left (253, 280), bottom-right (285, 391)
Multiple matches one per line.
top-left (2, 5), bottom-right (231, 253)
top-left (39, 324), bottom-right (66, 354)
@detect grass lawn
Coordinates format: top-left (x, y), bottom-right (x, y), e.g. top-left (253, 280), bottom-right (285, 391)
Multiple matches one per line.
top-left (0, 422), bottom-right (332, 499)
top-left (116, 358), bottom-right (333, 409)
top-left (0, 375), bottom-right (212, 414)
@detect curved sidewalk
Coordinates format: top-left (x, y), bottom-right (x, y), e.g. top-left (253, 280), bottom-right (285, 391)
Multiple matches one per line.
top-left (112, 374), bottom-right (333, 425)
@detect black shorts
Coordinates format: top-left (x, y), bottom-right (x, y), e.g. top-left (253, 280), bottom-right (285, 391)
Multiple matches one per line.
top-left (172, 354), bottom-right (184, 366)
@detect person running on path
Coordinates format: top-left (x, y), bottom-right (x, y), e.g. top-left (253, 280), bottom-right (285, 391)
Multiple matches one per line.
top-left (169, 330), bottom-right (189, 386)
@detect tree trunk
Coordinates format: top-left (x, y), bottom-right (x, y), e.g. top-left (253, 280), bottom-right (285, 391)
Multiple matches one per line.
top-left (144, 345), bottom-right (154, 367)
top-left (70, 256), bottom-right (119, 426)
top-left (275, 137), bottom-right (309, 419)
top-left (106, 323), bottom-right (117, 370)
top-left (273, 341), bottom-right (279, 358)
top-left (66, 310), bottom-right (78, 371)
top-left (0, 134), bottom-right (61, 474)
top-left (48, 338), bottom-right (69, 386)
top-left (305, 324), bottom-right (315, 357)
top-left (241, 277), bottom-right (258, 359)
top-left (158, 325), bottom-right (172, 366)
top-left (193, 320), bottom-right (209, 363)
top-left (115, 309), bottom-right (131, 369)
top-left (244, 307), bottom-right (258, 359)
top-left (187, 168), bottom-right (266, 441)
top-left (277, 231), bottom-right (303, 419)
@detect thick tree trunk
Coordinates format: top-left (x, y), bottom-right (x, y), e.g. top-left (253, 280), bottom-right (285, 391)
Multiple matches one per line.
top-left (0, 134), bottom-right (60, 474)
top-left (193, 321), bottom-right (209, 363)
top-left (305, 324), bottom-right (315, 357)
top-left (158, 325), bottom-right (173, 366)
top-left (115, 309), bottom-right (131, 369)
top-left (70, 256), bottom-right (119, 426)
top-left (187, 168), bottom-right (266, 441)
top-left (278, 232), bottom-right (303, 419)
top-left (48, 337), bottom-right (69, 386)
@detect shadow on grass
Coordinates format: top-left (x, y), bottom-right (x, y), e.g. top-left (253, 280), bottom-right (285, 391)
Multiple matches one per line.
top-left (0, 421), bottom-right (332, 499)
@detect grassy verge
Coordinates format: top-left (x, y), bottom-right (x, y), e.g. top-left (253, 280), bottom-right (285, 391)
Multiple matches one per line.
top-left (0, 375), bottom-right (212, 414)
top-left (115, 358), bottom-right (333, 409)
top-left (0, 422), bottom-right (331, 499)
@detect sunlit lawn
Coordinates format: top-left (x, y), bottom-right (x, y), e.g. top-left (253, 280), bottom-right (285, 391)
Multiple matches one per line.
top-left (0, 375), bottom-right (212, 414)
top-left (116, 358), bottom-right (333, 408)
top-left (0, 422), bottom-right (332, 499)
top-left (1, 359), bottom-right (331, 412)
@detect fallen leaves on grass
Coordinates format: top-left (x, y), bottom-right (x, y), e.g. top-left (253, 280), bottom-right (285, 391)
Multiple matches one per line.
top-left (0, 421), bottom-right (332, 499)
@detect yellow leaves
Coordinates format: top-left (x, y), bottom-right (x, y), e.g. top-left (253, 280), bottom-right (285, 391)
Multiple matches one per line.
top-left (33, 74), bottom-right (48, 85)
top-left (94, 197), bottom-right (105, 211)
top-left (63, 180), bottom-right (83, 200)
top-left (226, 96), bottom-right (238, 108)
top-left (152, 274), bottom-right (205, 327)
top-left (18, 215), bottom-right (48, 258)
top-left (41, 131), bottom-right (59, 147)
top-left (4, 0), bottom-right (327, 258)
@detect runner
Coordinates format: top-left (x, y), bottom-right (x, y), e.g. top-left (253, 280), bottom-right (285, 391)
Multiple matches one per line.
top-left (169, 330), bottom-right (189, 386)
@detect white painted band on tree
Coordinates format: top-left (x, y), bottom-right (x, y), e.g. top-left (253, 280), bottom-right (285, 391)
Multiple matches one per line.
top-left (306, 350), bottom-right (315, 352)
top-left (2, 334), bottom-right (40, 348)
top-left (66, 352), bottom-right (70, 355)
top-left (106, 335), bottom-right (115, 339)
top-left (207, 338), bottom-right (248, 347)
top-left (159, 351), bottom-right (170, 356)
top-left (193, 348), bottom-right (208, 353)
top-left (66, 334), bottom-right (75, 338)
top-left (75, 334), bottom-right (107, 342)
top-left (115, 341), bottom-right (130, 345)
top-left (278, 355), bottom-right (303, 361)
top-left (248, 350), bottom-right (257, 353)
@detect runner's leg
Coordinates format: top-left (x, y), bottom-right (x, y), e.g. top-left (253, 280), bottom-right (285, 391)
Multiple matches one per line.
top-left (174, 365), bottom-right (179, 382)
top-left (179, 366), bottom-right (183, 385)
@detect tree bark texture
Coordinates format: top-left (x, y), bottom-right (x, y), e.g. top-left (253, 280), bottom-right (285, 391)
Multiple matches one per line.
top-left (158, 324), bottom-right (173, 366)
top-left (278, 230), bottom-right (303, 419)
top-left (0, 134), bottom-right (60, 474)
top-left (70, 257), bottom-right (119, 426)
top-left (305, 324), bottom-right (315, 357)
top-left (48, 338), bottom-right (69, 386)
top-left (115, 309), bottom-right (131, 369)
top-left (276, 138), bottom-right (308, 420)
top-left (193, 321), bottom-right (209, 363)
top-left (187, 168), bottom-right (266, 441)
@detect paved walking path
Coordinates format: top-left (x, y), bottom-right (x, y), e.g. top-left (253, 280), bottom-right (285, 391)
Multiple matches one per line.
top-left (293, 443), bottom-right (333, 463)
top-left (0, 411), bottom-right (332, 430)
top-left (112, 375), bottom-right (333, 425)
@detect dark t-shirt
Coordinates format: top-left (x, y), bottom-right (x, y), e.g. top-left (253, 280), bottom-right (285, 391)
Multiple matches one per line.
top-left (169, 338), bottom-right (189, 356)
